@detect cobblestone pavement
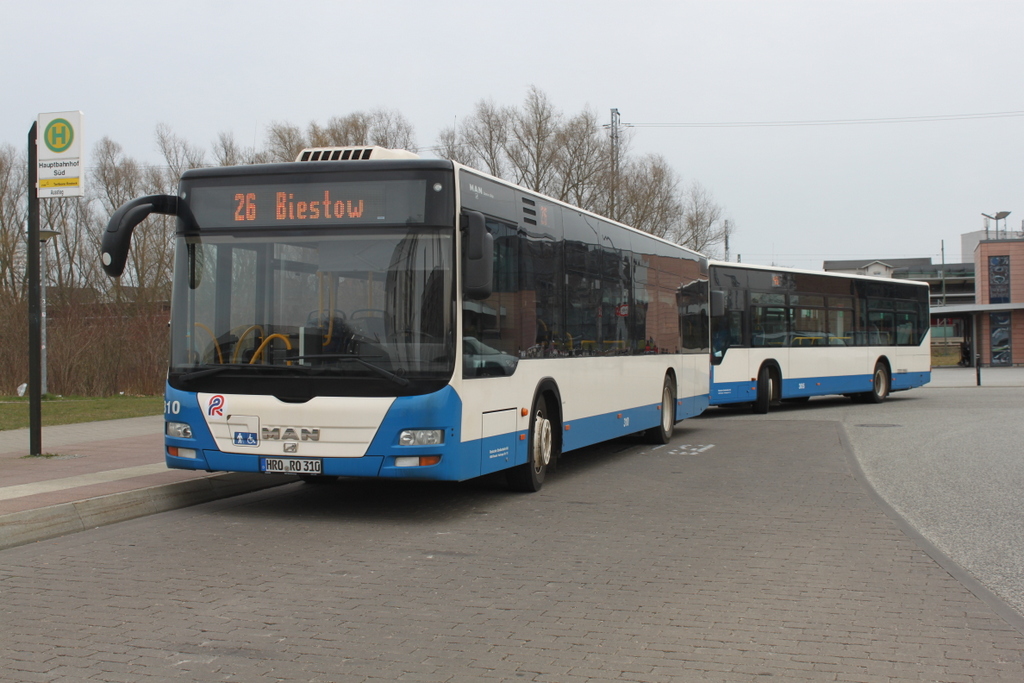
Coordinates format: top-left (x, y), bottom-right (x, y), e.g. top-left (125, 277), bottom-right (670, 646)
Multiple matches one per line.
top-left (2, 417), bottom-right (1023, 682)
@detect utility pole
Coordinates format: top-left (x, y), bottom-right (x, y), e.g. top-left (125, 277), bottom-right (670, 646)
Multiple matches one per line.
top-left (723, 219), bottom-right (731, 262)
top-left (940, 240), bottom-right (946, 306)
top-left (609, 108), bottom-right (620, 219)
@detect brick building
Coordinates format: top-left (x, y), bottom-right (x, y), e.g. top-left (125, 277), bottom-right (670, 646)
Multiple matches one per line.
top-left (927, 237), bottom-right (1024, 366)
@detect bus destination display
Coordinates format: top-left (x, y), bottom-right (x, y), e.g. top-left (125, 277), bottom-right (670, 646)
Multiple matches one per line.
top-left (188, 179), bottom-right (427, 228)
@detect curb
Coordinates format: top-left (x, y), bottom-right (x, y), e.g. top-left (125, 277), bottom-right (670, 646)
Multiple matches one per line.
top-left (0, 473), bottom-right (294, 552)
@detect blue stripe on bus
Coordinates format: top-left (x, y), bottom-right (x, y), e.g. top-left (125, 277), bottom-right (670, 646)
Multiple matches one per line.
top-left (561, 394), bottom-right (709, 452)
top-left (890, 371), bottom-right (930, 391)
top-left (709, 380), bottom-right (758, 405)
top-left (709, 370), bottom-right (932, 405)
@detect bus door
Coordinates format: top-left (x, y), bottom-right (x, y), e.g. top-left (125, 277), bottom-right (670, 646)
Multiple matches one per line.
top-left (750, 298), bottom-right (790, 378)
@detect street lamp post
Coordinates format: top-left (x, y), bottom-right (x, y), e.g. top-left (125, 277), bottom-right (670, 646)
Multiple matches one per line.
top-left (982, 211), bottom-right (1011, 239)
top-left (38, 229), bottom-right (59, 395)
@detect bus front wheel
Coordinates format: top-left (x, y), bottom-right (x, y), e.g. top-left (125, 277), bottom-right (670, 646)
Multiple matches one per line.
top-left (507, 395), bottom-right (555, 492)
top-left (754, 365), bottom-right (775, 414)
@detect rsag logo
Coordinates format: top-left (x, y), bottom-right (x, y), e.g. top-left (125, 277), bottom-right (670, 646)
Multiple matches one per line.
top-left (207, 395), bottom-right (225, 417)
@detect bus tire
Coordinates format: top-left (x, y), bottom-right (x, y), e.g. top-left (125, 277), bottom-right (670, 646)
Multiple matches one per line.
top-left (645, 375), bottom-right (677, 444)
top-left (753, 365), bottom-right (774, 414)
top-left (865, 362), bottom-right (889, 403)
top-left (506, 394), bottom-right (555, 492)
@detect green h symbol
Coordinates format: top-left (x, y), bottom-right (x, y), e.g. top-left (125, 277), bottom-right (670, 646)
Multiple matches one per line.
top-left (44, 118), bottom-right (74, 153)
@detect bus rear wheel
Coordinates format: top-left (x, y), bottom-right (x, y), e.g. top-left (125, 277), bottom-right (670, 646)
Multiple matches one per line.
top-left (865, 363), bottom-right (889, 403)
top-left (507, 395), bottom-right (555, 492)
top-left (645, 375), bottom-right (676, 444)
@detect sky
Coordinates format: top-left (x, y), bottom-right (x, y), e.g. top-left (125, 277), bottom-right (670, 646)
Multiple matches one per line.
top-left (3, 0), bottom-right (1023, 267)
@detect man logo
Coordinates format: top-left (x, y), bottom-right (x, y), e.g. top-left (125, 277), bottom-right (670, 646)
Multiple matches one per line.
top-left (262, 427), bottom-right (321, 442)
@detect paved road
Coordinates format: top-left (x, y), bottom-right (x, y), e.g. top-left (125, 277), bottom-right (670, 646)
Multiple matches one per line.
top-left (2, 395), bottom-right (1024, 681)
top-left (725, 373), bottom-right (1024, 620)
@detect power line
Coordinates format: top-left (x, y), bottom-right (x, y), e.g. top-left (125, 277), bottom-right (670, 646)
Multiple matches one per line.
top-left (626, 110), bottom-right (1024, 129)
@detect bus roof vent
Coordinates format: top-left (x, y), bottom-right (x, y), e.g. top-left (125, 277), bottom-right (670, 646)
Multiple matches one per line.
top-left (295, 146), bottom-right (420, 162)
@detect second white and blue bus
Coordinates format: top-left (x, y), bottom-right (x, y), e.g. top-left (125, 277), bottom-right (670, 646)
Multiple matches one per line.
top-left (708, 262), bottom-right (930, 412)
top-left (101, 146), bottom-right (710, 491)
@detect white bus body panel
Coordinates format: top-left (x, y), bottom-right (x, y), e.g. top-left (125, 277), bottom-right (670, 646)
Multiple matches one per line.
top-left (199, 392), bottom-right (394, 457)
top-left (457, 354), bottom-right (709, 444)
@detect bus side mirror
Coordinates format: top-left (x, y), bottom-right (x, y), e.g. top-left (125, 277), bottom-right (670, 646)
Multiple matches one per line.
top-left (463, 210), bottom-right (493, 301)
top-left (101, 194), bottom-right (179, 278)
top-left (710, 290), bottom-right (726, 318)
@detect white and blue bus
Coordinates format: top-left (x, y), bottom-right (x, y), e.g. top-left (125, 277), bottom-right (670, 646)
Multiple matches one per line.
top-left (101, 146), bottom-right (709, 491)
top-left (708, 262), bottom-right (930, 412)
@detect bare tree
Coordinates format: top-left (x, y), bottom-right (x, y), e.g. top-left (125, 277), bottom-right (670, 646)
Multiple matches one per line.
top-left (265, 108), bottom-right (418, 161)
top-left (505, 86), bottom-right (563, 194)
top-left (0, 144), bottom-right (28, 392)
top-left (0, 143), bottom-right (27, 302)
top-left (316, 109), bottom-right (417, 150)
top-left (676, 180), bottom-right (729, 256)
top-left (435, 123), bottom-right (475, 167)
top-left (212, 131), bottom-right (266, 166)
top-left (454, 99), bottom-right (510, 177)
top-left (365, 108), bottom-right (417, 150)
top-left (156, 124), bottom-right (206, 181)
top-left (92, 137), bottom-right (145, 214)
top-left (264, 121), bottom-right (306, 162)
top-left (91, 136), bottom-right (175, 305)
top-left (440, 90), bottom-right (730, 252)
top-left (321, 113), bottom-right (372, 147)
top-left (615, 154), bottom-right (685, 239)
top-left (552, 107), bottom-right (611, 214)
top-left (38, 196), bottom-right (99, 304)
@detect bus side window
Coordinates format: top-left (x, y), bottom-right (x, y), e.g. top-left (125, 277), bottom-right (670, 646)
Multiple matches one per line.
top-left (752, 306), bottom-right (789, 347)
top-left (463, 219), bottom-right (521, 376)
top-left (828, 308), bottom-right (853, 346)
top-left (868, 311), bottom-right (895, 345)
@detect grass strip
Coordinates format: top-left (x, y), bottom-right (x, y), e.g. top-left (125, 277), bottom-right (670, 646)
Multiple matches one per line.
top-left (0, 395), bottom-right (163, 431)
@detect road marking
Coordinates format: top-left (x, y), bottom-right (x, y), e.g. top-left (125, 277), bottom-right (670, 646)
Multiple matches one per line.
top-left (669, 444), bottom-right (716, 456)
top-left (0, 464), bottom-right (169, 501)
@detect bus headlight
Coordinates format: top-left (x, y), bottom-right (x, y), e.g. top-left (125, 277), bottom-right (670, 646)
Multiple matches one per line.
top-left (166, 421), bottom-right (193, 439)
top-left (398, 429), bottom-right (444, 446)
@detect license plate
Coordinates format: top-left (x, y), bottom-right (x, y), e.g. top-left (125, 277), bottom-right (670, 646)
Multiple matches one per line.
top-left (262, 457), bottom-right (323, 475)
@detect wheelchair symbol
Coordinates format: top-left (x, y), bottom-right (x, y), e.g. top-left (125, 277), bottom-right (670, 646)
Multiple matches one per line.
top-left (233, 432), bottom-right (259, 447)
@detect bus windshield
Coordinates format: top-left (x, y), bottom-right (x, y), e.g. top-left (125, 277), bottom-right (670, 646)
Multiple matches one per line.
top-left (168, 227), bottom-right (455, 398)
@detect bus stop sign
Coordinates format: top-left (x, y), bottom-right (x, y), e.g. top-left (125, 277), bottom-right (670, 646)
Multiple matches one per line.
top-left (37, 111), bottom-right (84, 198)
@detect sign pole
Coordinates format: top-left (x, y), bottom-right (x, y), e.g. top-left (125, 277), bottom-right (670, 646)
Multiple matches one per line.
top-left (27, 123), bottom-right (42, 456)
top-left (28, 111), bottom-right (83, 455)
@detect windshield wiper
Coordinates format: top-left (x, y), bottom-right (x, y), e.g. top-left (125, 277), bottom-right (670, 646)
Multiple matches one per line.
top-left (177, 364), bottom-right (239, 382)
top-left (293, 354), bottom-right (412, 387)
top-left (179, 355), bottom-right (412, 388)
top-left (177, 363), bottom-right (308, 383)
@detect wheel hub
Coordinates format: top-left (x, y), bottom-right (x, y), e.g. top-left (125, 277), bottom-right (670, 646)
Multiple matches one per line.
top-left (533, 412), bottom-right (552, 469)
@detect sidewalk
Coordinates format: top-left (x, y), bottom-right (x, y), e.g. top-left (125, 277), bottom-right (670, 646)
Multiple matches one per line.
top-left (928, 364), bottom-right (1024, 387)
top-left (0, 415), bottom-right (291, 551)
